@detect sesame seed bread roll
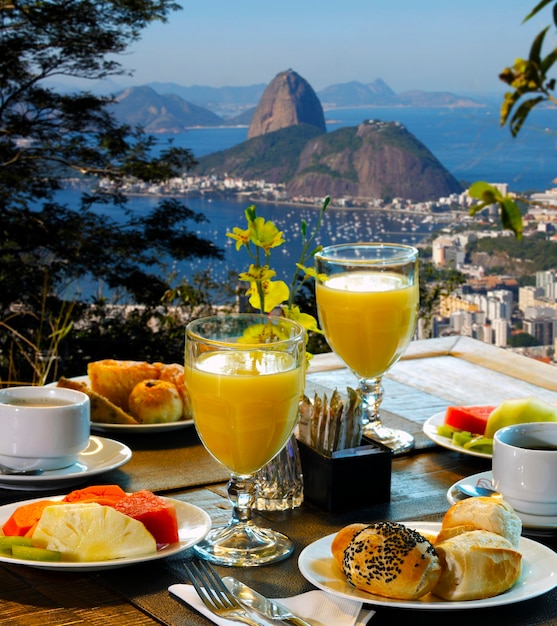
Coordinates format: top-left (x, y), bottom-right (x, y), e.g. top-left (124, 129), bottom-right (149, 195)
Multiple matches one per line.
top-left (440, 497), bottom-right (522, 548)
top-left (433, 530), bottom-right (522, 601)
top-left (332, 521), bottom-right (441, 600)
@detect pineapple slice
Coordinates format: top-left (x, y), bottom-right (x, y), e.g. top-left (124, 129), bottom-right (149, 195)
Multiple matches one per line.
top-left (32, 503), bottom-right (157, 561)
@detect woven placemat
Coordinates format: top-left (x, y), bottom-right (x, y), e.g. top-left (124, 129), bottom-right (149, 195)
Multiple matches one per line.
top-left (98, 427), bottom-right (230, 494)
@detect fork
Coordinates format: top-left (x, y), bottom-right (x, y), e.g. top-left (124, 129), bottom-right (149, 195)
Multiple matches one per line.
top-left (184, 558), bottom-right (270, 626)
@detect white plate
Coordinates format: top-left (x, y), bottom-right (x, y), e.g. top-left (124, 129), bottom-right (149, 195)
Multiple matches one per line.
top-left (423, 410), bottom-right (492, 459)
top-left (0, 495), bottom-right (211, 571)
top-left (447, 471), bottom-right (557, 530)
top-left (50, 376), bottom-right (194, 433)
top-left (0, 436), bottom-right (131, 491)
top-left (298, 522), bottom-right (557, 609)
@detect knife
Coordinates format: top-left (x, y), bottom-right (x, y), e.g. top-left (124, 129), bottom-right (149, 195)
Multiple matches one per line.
top-left (223, 577), bottom-right (313, 626)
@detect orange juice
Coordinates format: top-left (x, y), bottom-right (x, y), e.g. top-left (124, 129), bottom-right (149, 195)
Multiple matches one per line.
top-left (316, 271), bottom-right (418, 378)
top-left (185, 350), bottom-right (303, 475)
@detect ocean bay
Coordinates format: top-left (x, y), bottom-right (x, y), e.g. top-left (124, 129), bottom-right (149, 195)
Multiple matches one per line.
top-left (57, 104), bottom-right (557, 298)
top-left (78, 193), bottom-right (436, 291)
top-left (167, 105), bottom-right (557, 192)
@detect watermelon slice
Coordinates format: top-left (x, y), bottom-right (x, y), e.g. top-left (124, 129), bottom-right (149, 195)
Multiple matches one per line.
top-left (112, 490), bottom-right (179, 545)
top-left (444, 405), bottom-right (496, 436)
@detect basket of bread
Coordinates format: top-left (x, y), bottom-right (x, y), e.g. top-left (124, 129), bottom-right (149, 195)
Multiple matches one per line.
top-left (331, 496), bottom-right (523, 602)
top-left (57, 359), bottom-right (192, 425)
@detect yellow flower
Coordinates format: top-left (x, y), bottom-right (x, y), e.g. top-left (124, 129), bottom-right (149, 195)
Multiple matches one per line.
top-left (238, 264), bottom-right (276, 283)
top-left (249, 216), bottom-right (285, 251)
top-left (281, 304), bottom-right (321, 333)
top-left (228, 198), bottom-right (329, 340)
top-left (226, 226), bottom-right (251, 251)
top-left (246, 278), bottom-right (289, 313)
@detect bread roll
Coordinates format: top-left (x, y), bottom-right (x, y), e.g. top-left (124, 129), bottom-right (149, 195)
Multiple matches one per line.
top-left (158, 363), bottom-right (193, 419)
top-left (332, 521), bottom-right (441, 600)
top-left (88, 360), bottom-right (161, 411)
top-left (128, 379), bottom-right (183, 424)
top-left (440, 497), bottom-right (522, 548)
top-left (433, 530), bottom-right (522, 601)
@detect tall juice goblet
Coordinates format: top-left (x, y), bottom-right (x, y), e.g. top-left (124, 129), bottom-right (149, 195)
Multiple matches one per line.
top-left (185, 314), bottom-right (305, 566)
top-left (315, 243), bottom-right (419, 454)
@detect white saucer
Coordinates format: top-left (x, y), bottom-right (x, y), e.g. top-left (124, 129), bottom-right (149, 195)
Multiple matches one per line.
top-left (0, 436), bottom-right (132, 491)
top-left (447, 471), bottom-right (557, 530)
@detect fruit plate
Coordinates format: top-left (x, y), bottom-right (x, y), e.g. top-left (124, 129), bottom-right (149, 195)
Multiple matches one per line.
top-left (49, 376), bottom-right (194, 433)
top-left (422, 410), bottom-right (492, 459)
top-left (298, 522), bottom-right (557, 609)
top-left (0, 495), bottom-right (211, 571)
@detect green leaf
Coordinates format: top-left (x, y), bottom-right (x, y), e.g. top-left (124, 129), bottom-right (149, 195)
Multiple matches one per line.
top-left (468, 181), bottom-right (503, 203)
top-left (541, 48), bottom-right (557, 73)
top-left (524, 0), bottom-right (554, 23)
top-left (529, 26), bottom-right (549, 64)
top-left (509, 96), bottom-right (545, 136)
top-left (500, 198), bottom-right (523, 239)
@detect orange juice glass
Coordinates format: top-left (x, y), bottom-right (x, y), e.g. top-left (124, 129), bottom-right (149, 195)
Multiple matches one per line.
top-left (315, 243), bottom-right (419, 454)
top-left (186, 349), bottom-right (303, 475)
top-left (185, 314), bottom-right (305, 566)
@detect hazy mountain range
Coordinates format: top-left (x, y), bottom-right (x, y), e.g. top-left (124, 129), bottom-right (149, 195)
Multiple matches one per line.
top-left (105, 78), bottom-right (485, 133)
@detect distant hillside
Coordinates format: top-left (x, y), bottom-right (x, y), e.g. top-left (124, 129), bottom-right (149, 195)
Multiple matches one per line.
top-left (317, 79), bottom-right (483, 108)
top-left (318, 79), bottom-right (397, 107)
top-left (194, 120), bottom-right (463, 202)
top-left (145, 77), bottom-right (485, 115)
top-left (144, 83), bottom-right (267, 109)
top-left (110, 86), bottom-right (224, 132)
top-left (195, 124), bottom-right (324, 183)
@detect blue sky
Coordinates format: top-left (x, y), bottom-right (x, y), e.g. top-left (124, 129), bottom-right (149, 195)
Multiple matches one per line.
top-left (118, 1), bottom-right (552, 95)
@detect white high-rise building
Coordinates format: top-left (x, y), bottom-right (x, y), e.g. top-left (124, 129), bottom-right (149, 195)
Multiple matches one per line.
top-left (536, 270), bottom-right (557, 300)
top-left (492, 318), bottom-right (509, 347)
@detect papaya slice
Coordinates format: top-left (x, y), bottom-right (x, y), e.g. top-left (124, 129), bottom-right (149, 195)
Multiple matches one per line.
top-left (62, 484), bottom-right (127, 506)
top-left (2, 500), bottom-right (59, 537)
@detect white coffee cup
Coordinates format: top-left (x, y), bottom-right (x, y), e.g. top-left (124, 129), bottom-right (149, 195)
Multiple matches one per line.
top-left (0, 386), bottom-right (90, 471)
top-left (492, 421), bottom-right (557, 518)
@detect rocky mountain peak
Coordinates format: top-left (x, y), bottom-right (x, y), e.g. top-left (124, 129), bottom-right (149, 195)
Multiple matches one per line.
top-left (247, 69), bottom-right (326, 139)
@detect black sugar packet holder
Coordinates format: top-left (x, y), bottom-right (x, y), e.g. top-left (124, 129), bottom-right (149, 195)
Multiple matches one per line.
top-left (297, 436), bottom-right (392, 512)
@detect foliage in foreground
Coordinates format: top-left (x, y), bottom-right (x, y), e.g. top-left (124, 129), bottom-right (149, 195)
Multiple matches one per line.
top-left (469, 0), bottom-right (557, 238)
top-left (1, 0), bottom-right (226, 384)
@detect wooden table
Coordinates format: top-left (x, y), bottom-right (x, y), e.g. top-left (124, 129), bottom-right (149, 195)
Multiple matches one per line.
top-left (1, 337), bottom-right (557, 626)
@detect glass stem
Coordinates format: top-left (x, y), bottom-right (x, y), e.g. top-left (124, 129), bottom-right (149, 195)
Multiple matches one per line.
top-left (227, 474), bottom-right (255, 527)
top-left (358, 376), bottom-right (383, 428)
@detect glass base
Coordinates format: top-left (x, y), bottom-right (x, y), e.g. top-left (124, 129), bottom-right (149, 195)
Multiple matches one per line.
top-left (363, 421), bottom-right (415, 455)
top-left (192, 522), bottom-right (293, 567)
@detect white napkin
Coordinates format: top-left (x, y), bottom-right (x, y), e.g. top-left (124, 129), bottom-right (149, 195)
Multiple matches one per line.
top-left (169, 583), bottom-right (375, 626)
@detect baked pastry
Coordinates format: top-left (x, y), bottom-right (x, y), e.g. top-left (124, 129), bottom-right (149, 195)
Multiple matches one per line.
top-left (57, 377), bottom-right (139, 424)
top-left (128, 379), bottom-right (183, 424)
top-left (158, 363), bottom-right (193, 419)
top-left (439, 496), bottom-right (522, 548)
top-left (331, 522), bottom-right (441, 600)
top-left (432, 529), bottom-right (522, 600)
top-left (88, 360), bottom-right (161, 412)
